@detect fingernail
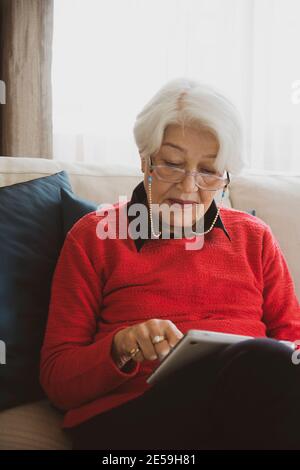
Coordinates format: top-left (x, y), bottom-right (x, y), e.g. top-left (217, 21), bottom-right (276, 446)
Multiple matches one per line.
top-left (151, 355), bottom-right (158, 360)
top-left (159, 352), bottom-right (168, 360)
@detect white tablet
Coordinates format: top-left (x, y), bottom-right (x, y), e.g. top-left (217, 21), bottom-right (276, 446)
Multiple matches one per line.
top-left (146, 329), bottom-right (295, 385)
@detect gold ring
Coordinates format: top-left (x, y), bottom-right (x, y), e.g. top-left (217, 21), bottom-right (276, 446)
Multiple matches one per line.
top-left (129, 347), bottom-right (140, 357)
top-left (152, 335), bottom-right (165, 345)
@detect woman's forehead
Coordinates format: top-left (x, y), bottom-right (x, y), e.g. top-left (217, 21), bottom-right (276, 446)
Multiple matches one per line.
top-left (162, 142), bottom-right (217, 160)
top-left (162, 124), bottom-right (219, 149)
top-left (160, 128), bottom-right (219, 162)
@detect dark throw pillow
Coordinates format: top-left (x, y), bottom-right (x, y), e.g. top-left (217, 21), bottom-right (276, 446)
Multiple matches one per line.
top-left (0, 171), bottom-right (71, 410)
top-left (60, 188), bottom-right (97, 238)
top-left (245, 209), bottom-right (256, 216)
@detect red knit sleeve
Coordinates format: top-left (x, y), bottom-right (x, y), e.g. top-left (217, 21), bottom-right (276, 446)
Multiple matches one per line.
top-left (261, 224), bottom-right (300, 342)
top-left (39, 228), bottom-right (140, 411)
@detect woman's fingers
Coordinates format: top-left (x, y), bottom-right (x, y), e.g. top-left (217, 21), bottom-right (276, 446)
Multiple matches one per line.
top-left (152, 339), bottom-right (171, 359)
top-left (124, 327), bottom-right (165, 362)
top-left (150, 322), bottom-right (183, 359)
top-left (134, 320), bottom-right (184, 362)
top-left (133, 324), bottom-right (159, 361)
top-left (115, 319), bottom-right (184, 366)
top-left (163, 320), bottom-right (184, 348)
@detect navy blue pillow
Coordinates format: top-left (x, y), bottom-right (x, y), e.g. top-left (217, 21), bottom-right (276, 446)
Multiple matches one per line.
top-left (61, 188), bottom-right (97, 238)
top-left (0, 171), bottom-right (71, 410)
top-left (245, 209), bottom-right (256, 216)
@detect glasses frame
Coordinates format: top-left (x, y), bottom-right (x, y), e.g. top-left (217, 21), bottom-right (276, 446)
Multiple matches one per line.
top-left (148, 155), bottom-right (230, 191)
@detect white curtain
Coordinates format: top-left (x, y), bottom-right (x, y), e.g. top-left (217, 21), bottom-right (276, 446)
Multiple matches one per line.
top-left (52, 0), bottom-right (300, 174)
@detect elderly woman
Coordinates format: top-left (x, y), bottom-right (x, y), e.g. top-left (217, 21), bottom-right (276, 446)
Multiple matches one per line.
top-left (40, 78), bottom-right (300, 450)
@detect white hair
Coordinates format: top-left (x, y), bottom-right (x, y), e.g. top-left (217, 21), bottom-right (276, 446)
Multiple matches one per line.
top-left (133, 77), bottom-right (247, 175)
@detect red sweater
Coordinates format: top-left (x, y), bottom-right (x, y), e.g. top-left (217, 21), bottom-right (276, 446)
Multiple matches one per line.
top-left (40, 204), bottom-right (300, 429)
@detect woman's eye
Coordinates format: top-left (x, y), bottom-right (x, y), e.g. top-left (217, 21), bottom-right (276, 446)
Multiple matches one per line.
top-left (165, 161), bottom-right (181, 167)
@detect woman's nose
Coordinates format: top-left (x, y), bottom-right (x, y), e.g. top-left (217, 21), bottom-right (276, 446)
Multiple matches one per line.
top-left (177, 174), bottom-right (199, 193)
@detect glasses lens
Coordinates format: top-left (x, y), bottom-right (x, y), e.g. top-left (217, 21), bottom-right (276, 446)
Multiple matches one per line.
top-left (154, 166), bottom-right (183, 182)
top-left (195, 173), bottom-right (227, 190)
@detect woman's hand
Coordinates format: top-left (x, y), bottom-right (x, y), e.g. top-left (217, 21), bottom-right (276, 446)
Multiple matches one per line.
top-left (111, 319), bottom-right (184, 369)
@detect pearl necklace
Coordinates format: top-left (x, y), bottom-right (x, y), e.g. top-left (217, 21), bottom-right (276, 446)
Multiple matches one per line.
top-left (147, 174), bottom-right (226, 239)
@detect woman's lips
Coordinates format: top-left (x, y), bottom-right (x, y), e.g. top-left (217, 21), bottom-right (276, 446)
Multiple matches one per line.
top-left (167, 198), bottom-right (197, 205)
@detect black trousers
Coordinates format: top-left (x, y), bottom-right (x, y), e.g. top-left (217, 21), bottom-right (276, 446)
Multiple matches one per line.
top-left (66, 338), bottom-right (300, 450)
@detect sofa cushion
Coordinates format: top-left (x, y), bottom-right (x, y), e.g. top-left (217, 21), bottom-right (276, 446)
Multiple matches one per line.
top-left (229, 174), bottom-right (300, 300)
top-left (0, 171), bottom-right (71, 410)
top-left (0, 399), bottom-right (71, 450)
top-left (61, 188), bottom-right (97, 237)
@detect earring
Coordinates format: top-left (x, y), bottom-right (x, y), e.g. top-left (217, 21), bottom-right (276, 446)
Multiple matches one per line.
top-left (148, 174), bottom-right (161, 238)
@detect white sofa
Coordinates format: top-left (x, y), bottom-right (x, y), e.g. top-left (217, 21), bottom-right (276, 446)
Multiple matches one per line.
top-left (0, 156), bottom-right (299, 450)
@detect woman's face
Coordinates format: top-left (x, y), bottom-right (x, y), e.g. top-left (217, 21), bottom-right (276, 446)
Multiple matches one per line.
top-left (141, 124), bottom-right (221, 233)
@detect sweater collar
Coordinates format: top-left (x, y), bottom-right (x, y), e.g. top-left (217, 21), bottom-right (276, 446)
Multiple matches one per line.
top-left (127, 180), bottom-right (231, 252)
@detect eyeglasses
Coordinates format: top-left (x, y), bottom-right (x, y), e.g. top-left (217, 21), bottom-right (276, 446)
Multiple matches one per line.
top-left (148, 156), bottom-right (230, 191)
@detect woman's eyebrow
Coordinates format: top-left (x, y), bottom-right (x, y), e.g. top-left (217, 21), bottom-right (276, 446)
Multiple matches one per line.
top-left (162, 142), bottom-right (217, 158)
